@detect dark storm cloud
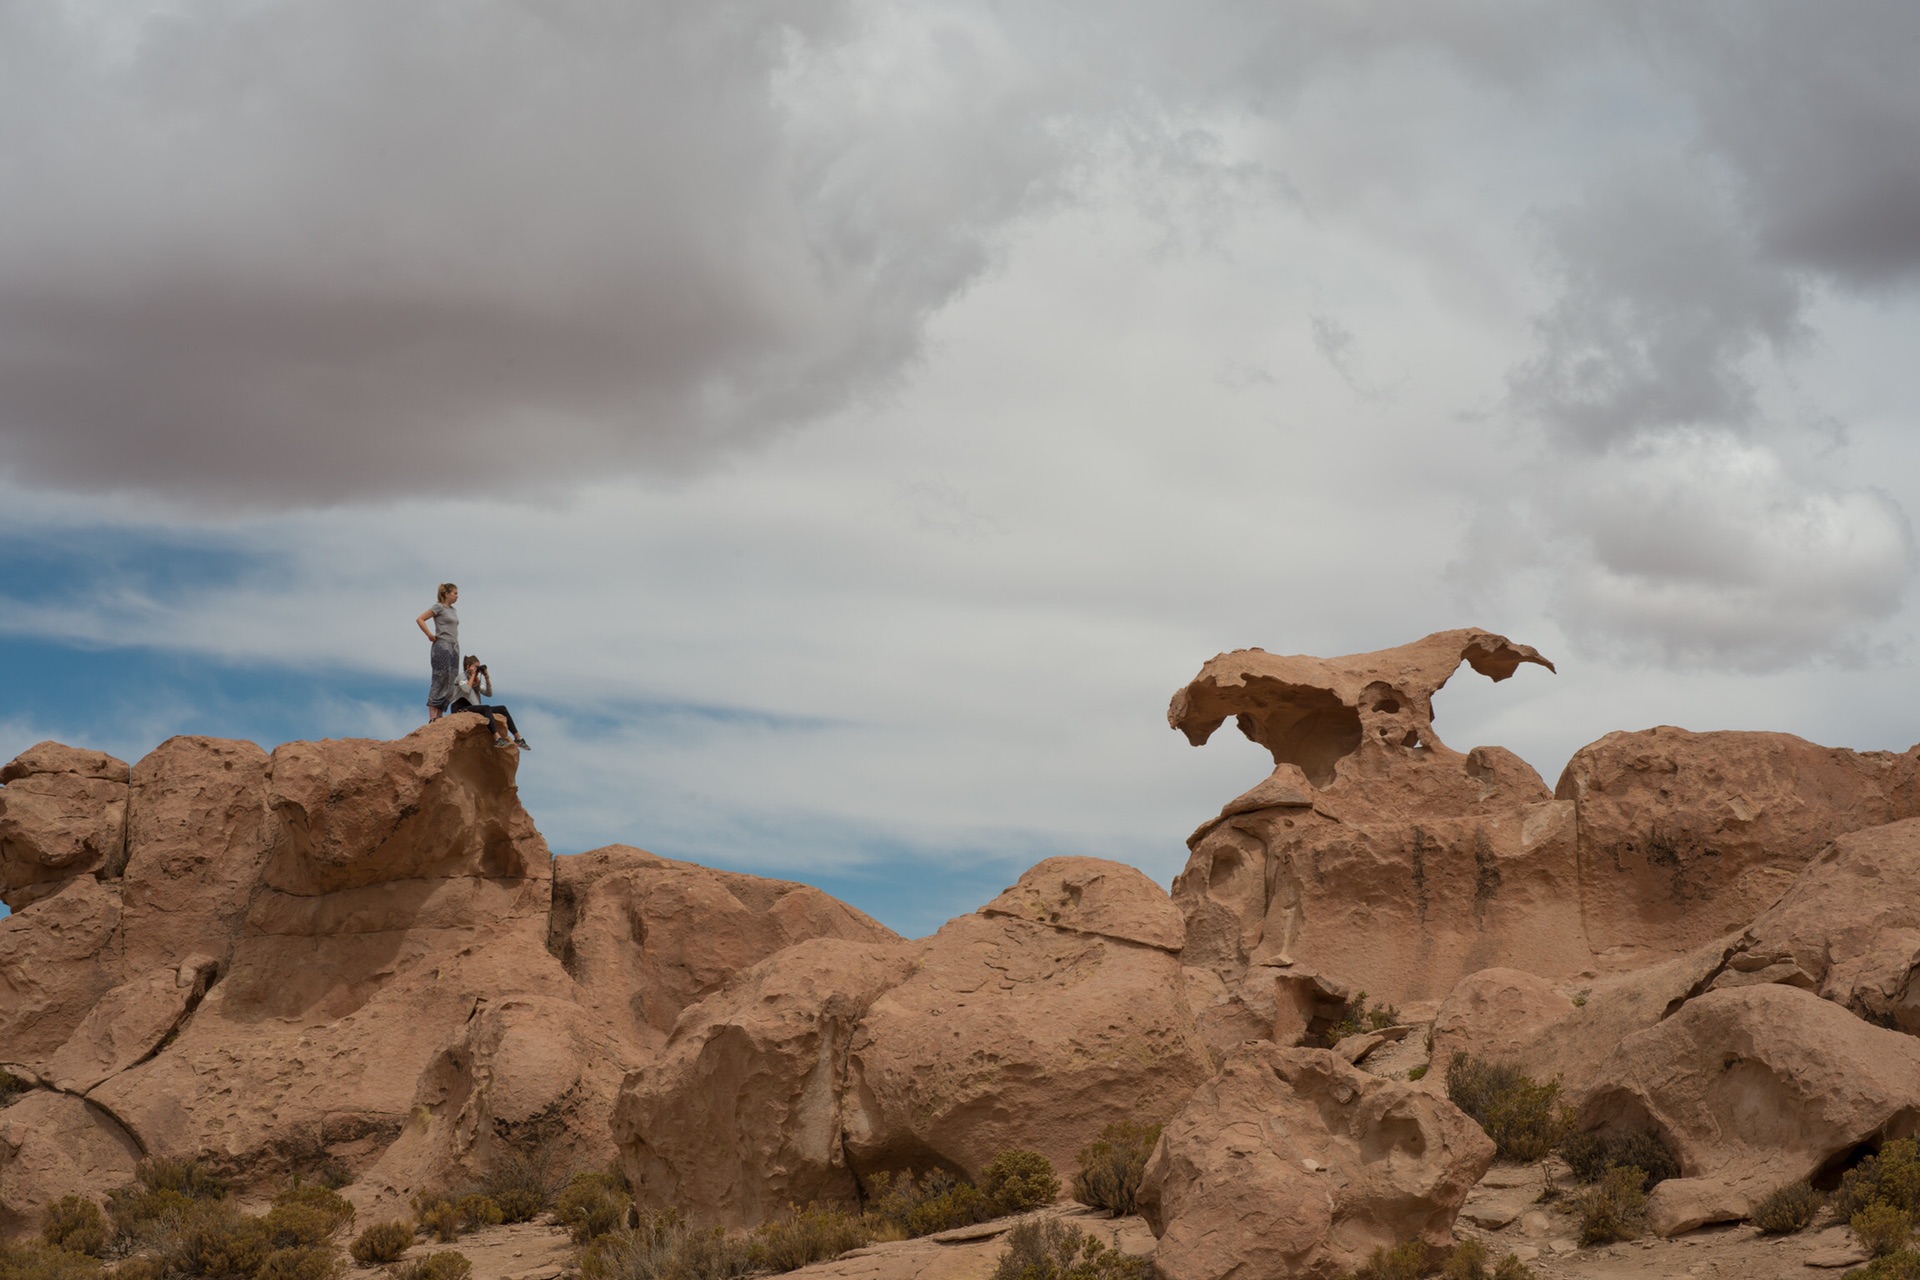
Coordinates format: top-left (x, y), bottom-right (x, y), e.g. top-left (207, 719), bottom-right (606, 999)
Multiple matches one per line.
top-left (0, 2), bottom-right (1063, 502)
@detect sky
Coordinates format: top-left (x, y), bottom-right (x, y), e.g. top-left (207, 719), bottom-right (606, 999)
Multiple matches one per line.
top-left (5, 1), bottom-right (1920, 936)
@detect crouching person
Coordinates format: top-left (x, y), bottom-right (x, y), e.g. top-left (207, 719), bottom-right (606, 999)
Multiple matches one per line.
top-left (451, 655), bottom-right (531, 750)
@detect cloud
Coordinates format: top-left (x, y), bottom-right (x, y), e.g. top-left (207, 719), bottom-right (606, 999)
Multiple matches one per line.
top-left (0, 2), bottom-right (1069, 504)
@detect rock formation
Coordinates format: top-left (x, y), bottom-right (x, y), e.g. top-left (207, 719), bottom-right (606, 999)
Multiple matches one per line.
top-left (8, 624), bottom-right (1920, 1273)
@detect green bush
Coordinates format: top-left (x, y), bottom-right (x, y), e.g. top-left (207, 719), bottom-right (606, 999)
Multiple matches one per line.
top-left (111, 1257), bottom-right (168, 1280)
top-left (1438, 1240), bottom-right (1536, 1280)
top-left (1838, 1141), bottom-right (1920, 1222)
top-left (43, 1197), bottom-right (111, 1257)
top-left (1559, 1128), bottom-right (1680, 1189)
top-left (747, 1205), bottom-right (872, 1273)
top-left (480, 1151), bottom-right (552, 1224)
top-left (1323, 992), bottom-right (1403, 1045)
top-left (0, 1241), bottom-right (105, 1280)
top-left (578, 1218), bottom-right (753, 1280)
top-left (391, 1251), bottom-right (473, 1280)
top-left (1346, 1239), bottom-right (1431, 1280)
top-left (134, 1159), bottom-right (229, 1203)
top-left (1073, 1123), bottom-right (1160, 1217)
top-left (1847, 1250), bottom-right (1920, 1280)
top-left (166, 1200), bottom-right (272, 1279)
top-left (1406, 1066), bottom-right (1429, 1082)
top-left (866, 1168), bottom-right (991, 1237)
top-left (556, 1174), bottom-right (632, 1246)
top-left (416, 1198), bottom-right (462, 1244)
top-left (1574, 1166), bottom-right (1647, 1245)
top-left (1445, 1057), bottom-right (1566, 1162)
top-left (264, 1203), bottom-right (349, 1250)
top-left (270, 1185), bottom-right (354, 1237)
top-left (1753, 1181), bottom-right (1824, 1235)
top-left (456, 1195), bottom-right (505, 1231)
top-left (349, 1220), bottom-right (415, 1265)
top-left (990, 1218), bottom-right (1150, 1280)
top-left (106, 1187), bottom-right (196, 1243)
top-left (980, 1151), bottom-right (1060, 1216)
top-left (255, 1245), bottom-right (345, 1280)
top-left (0, 1068), bottom-right (29, 1108)
top-left (1858, 1204), bottom-right (1917, 1259)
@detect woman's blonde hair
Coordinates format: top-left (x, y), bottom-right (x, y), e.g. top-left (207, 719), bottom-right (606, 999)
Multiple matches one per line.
top-left (437, 582), bottom-right (458, 603)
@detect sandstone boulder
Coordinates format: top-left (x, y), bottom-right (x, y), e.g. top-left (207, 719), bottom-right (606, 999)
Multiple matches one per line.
top-left (0, 1091), bottom-right (141, 1237)
top-left (0, 742), bottom-right (128, 908)
top-left (847, 859), bottom-right (1213, 1182)
top-left (1424, 968), bottom-right (1573, 1090)
top-left (980, 856), bottom-right (1184, 950)
top-left (549, 845), bottom-right (899, 1049)
top-left (1557, 727), bottom-right (1920, 966)
top-left (616, 938), bottom-right (919, 1227)
top-left (1138, 1044), bottom-right (1495, 1280)
top-left (45, 957), bottom-right (219, 1094)
top-left (1706, 818), bottom-right (1920, 1030)
top-left (1581, 984), bottom-right (1920, 1236)
top-left (0, 875), bottom-right (123, 1069)
top-left (119, 736), bottom-right (273, 973)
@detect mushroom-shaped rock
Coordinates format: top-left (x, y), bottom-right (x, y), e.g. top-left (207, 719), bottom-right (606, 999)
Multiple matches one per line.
top-left (614, 937), bottom-right (919, 1228)
top-left (1169, 631), bottom-right (1578, 1009)
top-left (1138, 1044), bottom-right (1494, 1280)
top-left (847, 861), bottom-right (1214, 1184)
top-left (0, 741), bottom-right (129, 908)
top-left (1168, 629), bottom-right (1553, 789)
top-left (1555, 727), bottom-right (1920, 963)
top-left (1582, 984), bottom-right (1920, 1236)
top-left (550, 844), bottom-right (900, 1049)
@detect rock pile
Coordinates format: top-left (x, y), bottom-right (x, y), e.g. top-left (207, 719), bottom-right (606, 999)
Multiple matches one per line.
top-left (6, 625), bottom-right (1920, 1277)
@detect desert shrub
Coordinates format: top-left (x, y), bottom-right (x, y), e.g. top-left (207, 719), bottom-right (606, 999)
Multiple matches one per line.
top-left (111, 1257), bottom-right (168, 1280)
top-left (414, 1198), bottom-right (462, 1244)
top-left (1573, 1165), bottom-right (1647, 1245)
top-left (480, 1151), bottom-right (553, 1224)
top-left (271, 1185), bottom-right (354, 1236)
top-left (1324, 992), bottom-right (1403, 1045)
top-left (1346, 1239), bottom-right (1431, 1280)
top-left (866, 1168), bottom-right (991, 1237)
top-left (1848, 1252), bottom-right (1920, 1280)
top-left (990, 1218), bottom-right (1150, 1280)
top-left (264, 1201), bottom-right (353, 1250)
top-left (1838, 1141), bottom-right (1920, 1222)
top-left (349, 1221), bottom-right (415, 1265)
top-left (746, 1204), bottom-right (872, 1273)
top-left (456, 1195), bottom-right (504, 1231)
top-left (1858, 1204), bottom-right (1917, 1259)
top-left (1558, 1128), bottom-right (1679, 1189)
top-left (1445, 1056), bottom-right (1566, 1163)
top-left (1438, 1240), bottom-right (1537, 1280)
top-left (0, 1241), bottom-right (105, 1280)
top-left (980, 1151), bottom-right (1060, 1216)
top-left (1753, 1181), bottom-right (1824, 1235)
top-left (1074, 1123), bottom-right (1160, 1217)
top-left (0, 1068), bottom-right (28, 1108)
top-left (106, 1187), bottom-right (196, 1244)
top-left (43, 1197), bottom-right (111, 1257)
top-left (134, 1159), bottom-right (229, 1203)
top-left (255, 1246), bottom-right (345, 1280)
top-left (390, 1251), bottom-right (473, 1280)
top-left (556, 1174), bottom-right (631, 1246)
top-left (1406, 1066), bottom-right (1429, 1082)
top-left (578, 1217), bottom-right (753, 1280)
top-left (166, 1201), bottom-right (272, 1278)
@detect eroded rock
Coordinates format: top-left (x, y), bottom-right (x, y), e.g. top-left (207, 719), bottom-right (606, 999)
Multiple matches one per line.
top-left (0, 742), bottom-right (128, 908)
top-left (1138, 1044), bottom-right (1494, 1280)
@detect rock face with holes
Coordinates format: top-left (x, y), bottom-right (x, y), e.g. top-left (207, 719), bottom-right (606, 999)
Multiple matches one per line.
top-left (1138, 1043), bottom-right (1495, 1280)
top-left (0, 744), bottom-right (129, 910)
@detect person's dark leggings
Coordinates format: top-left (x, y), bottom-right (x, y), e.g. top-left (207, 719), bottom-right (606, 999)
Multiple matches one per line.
top-left (449, 698), bottom-right (520, 739)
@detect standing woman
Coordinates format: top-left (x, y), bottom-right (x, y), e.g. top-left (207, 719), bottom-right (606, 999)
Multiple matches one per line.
top-left (416, 583), bottom-right (462, 721)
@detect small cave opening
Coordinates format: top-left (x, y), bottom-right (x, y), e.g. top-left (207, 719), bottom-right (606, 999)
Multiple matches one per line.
top-left (1232, 683), bottom-right (1363, 788)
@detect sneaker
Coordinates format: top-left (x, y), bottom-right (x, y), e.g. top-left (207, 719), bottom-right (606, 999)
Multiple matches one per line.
top-left (514, 737), bottom-right (532, 751)
top-left (494, 736), bottom-right (512, 749)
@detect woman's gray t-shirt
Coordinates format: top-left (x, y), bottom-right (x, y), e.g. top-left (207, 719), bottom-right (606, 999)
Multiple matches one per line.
top-left (430, 603), bottom-right (460, 648)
